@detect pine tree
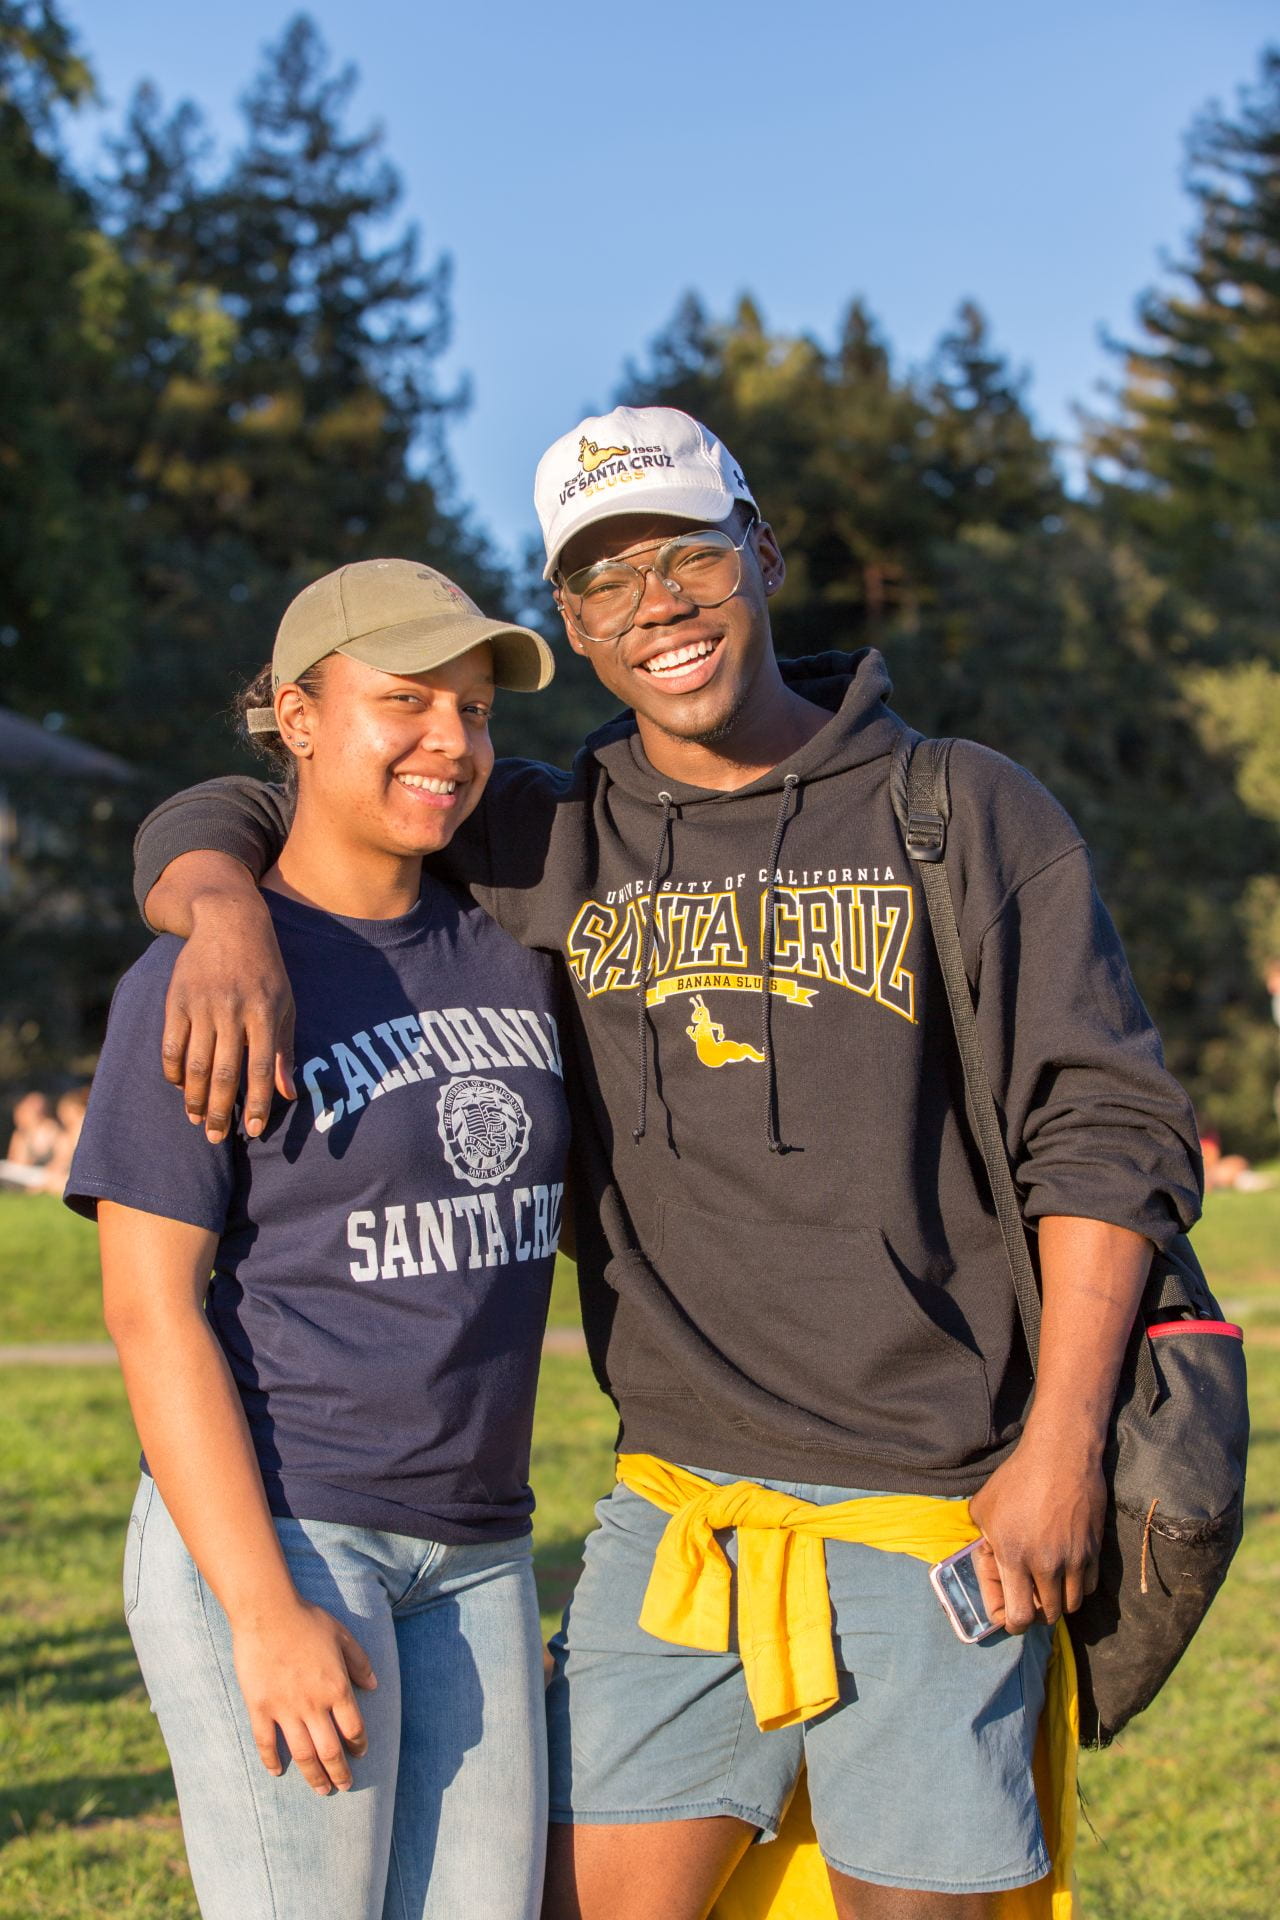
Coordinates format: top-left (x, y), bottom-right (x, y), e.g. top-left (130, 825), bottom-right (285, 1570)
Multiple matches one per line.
top-left (0, 0), bottom-right (135, 716)
top-left (1090, 48), bottom-right (1280, 646)
top-left (919, 303), bottom-right (1062, 537)
top-left (623, 287), bottom-right (1277, 1148)
top-left (98, 14), bottom-right (510, 779)
top-left (1090, 47), bottom-right (1280, 1147)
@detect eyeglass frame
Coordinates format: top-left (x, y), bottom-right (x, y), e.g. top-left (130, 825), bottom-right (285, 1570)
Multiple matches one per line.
top-left (553, 512), bottom-right (761, 643)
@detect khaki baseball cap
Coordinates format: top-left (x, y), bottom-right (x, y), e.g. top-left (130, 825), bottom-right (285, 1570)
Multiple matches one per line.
top-left (246, 558), bottom-right (554, 732)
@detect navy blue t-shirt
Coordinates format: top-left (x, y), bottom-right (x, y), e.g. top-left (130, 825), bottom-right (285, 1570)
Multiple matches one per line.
top-left (67, 883), bottom-right (571, 1544)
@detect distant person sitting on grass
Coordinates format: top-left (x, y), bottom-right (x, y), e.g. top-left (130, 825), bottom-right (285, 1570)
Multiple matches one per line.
top-left (1, 1087), bottom-right (86, 1193)
top-left (5, 1090), bottom-right (61, 1169)
top-left (64, 561), bottom-right (566, 1920)
top-left (1200, 1129), bottom-right (1275, 1195)
top-left (35, 1087), bottom-right (90, 1196)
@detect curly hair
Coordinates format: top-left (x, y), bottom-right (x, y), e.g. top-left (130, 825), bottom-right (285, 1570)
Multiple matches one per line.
top-left (232, 659), bottom-right (328, 789)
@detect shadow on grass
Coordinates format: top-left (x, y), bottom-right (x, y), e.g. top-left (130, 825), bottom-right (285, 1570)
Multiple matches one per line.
top-left (1, 1767), bottom-right (176, 1846)
top-left (0, 1504), bottom-right (130, 1551)
top-left (533, 1530), bottom-right (588, 1623)
top-left (0, 1621), bottom-right (143, 1708)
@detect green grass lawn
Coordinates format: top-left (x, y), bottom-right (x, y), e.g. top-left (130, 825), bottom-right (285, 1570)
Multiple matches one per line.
top-left (1, 1188), bottom-right (1277, 1915)
top-left (0, 1194), bottom-right (585, 1342)
top-left (0, 1199), bottom-right (105, 1344)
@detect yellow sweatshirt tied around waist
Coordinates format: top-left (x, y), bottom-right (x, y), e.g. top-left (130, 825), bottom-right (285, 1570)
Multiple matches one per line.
top-left (615, 1453), bottom-right (1079, 1920)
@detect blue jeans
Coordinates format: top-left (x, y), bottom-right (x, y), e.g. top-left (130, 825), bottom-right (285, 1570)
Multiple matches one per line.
top-left (125, 1476), bottom-right (547, 1919)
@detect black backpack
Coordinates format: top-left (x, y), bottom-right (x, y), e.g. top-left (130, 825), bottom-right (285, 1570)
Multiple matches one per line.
top-left (891, 732), bottom-right (1249, 1747)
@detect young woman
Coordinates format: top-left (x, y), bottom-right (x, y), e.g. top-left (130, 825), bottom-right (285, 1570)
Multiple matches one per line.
top-left (66, 559), bottom-right (568, 1920)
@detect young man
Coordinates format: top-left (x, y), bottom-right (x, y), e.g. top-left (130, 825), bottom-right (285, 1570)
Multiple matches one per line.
top-left (134, 407), bottom-right (1201, 1920)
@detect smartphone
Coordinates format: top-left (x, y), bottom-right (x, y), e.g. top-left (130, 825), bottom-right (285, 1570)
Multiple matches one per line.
top-left (929, 1541), bottom-right (1001, 1643)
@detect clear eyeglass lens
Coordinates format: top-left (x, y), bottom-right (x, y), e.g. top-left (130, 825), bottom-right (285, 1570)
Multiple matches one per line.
top-left (564, 530), bottom-right (744, 639)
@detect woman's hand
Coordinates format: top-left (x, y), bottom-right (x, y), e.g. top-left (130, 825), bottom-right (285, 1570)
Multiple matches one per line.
top-left (232, 1599), bottom-right (378, 1795)
top-left (101, 1209), bottom-right (377, 1799)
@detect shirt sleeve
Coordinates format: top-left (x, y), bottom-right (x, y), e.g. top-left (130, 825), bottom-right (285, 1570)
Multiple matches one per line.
top-left (437, 756), bottom-right (573, 946)
top-left (974, 845), bottom-right (1203, 1248)
top-left (132, 776), bottom-right (293, 925)
top-left (64, 941), bottom-right (237, 1232)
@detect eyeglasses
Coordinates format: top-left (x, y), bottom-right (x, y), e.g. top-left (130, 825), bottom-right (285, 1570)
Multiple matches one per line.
top-left (556, 519), bottom-right (758, 642)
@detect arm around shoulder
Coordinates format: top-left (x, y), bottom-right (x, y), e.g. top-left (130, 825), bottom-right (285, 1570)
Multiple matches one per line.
top-left (151, 867), bottom-right (296, 1143)
top-left (134, 774), bottom-right (292, 926)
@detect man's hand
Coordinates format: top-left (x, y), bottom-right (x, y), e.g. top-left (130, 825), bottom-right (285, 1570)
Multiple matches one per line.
top-left (968, 1423), bottom-right (1106, 1632)
top-left (150, 855), bottom-right (296, 1142)
top-left (966, 1214), bottom-right (1151, 1635)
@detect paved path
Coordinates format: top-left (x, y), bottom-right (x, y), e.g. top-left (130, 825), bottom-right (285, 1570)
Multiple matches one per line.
top-left (6, 1320), bottom-right (1277, 1365)
top-left (0, 1327), bottom-right (589, 1366)
top-left (543, 1328), bottom-right (589, 1354)
top-left (0, 1342), bottom-right (118, 1365)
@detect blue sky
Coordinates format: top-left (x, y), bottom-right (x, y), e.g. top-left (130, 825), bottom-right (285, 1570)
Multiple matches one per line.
top-left (68, 1), bottom-right (1275, 562)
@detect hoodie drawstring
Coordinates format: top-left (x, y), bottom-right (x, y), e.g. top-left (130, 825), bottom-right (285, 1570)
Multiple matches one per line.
top-left (632, 775), bottom-right (801, 1152)
top-left (632, 791), bottom-right (674, 1144)
top-left (760, 774), bottom-right (800, 1153)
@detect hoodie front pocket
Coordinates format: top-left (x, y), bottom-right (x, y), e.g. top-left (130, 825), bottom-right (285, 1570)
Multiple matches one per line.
top-left (646, 1203), bottom-right (994, 1471)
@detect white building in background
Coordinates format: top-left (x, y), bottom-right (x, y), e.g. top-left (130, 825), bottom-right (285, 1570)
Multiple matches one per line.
top-left (0, 706), bottom-right (134, 897)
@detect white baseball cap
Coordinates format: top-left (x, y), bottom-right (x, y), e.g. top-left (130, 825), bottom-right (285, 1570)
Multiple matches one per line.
top-left (534, 406), bottom-right (757, 580)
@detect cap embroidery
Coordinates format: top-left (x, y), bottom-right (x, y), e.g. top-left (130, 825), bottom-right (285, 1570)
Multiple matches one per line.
top-left (578, 435), bottom-right (631, 474)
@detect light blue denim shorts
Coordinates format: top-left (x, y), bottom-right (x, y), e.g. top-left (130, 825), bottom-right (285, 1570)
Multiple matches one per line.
top-left (546, 1467), bottom-right (1054, 1896)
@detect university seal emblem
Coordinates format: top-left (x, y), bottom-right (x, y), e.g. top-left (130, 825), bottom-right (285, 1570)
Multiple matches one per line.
top-left (436, 1075), bottom-right (532, 1188)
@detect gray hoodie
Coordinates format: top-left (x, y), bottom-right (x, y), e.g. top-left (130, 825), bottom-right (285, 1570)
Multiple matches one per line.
top-left (134, 647), bottom-right (1202, 1494)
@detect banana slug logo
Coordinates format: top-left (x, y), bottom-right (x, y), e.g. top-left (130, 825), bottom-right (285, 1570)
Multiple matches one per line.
top-left (578, 436), bottom-right (630, 474)
top-left (685, 995), bottom-right (765, 1068)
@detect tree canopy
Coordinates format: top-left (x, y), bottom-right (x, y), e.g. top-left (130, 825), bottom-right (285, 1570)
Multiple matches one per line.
top-left (617, 273), bottom-right (1275, 1146)
top-left (2, 10), bottom-right (1278, 1150)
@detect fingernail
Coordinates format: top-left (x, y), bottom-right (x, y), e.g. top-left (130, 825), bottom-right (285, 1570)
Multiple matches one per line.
top-left (246, 1119), bottom-right (263, 1137)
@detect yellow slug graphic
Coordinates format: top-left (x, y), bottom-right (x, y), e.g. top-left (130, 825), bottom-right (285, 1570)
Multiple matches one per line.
top-left (578, 435), bottom-right (630, 473)
top-left (685, 995), bottom-right (766, 1068)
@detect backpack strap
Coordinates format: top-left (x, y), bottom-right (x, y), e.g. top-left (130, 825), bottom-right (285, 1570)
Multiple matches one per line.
top-left (890, 731), bottom-right (1044, 1368)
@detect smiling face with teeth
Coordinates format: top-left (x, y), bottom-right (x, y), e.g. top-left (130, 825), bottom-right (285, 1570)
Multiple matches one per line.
top-left (267, 645), bottom-right (496, 919)
top-left (555, 508), bottom-right (817, 789)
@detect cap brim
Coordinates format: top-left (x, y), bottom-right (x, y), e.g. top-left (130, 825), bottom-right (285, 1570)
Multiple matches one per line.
top-left (542, 486), bottom-right (739, 579)
top-left (339, 613), bottom-right (555, 691)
